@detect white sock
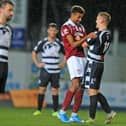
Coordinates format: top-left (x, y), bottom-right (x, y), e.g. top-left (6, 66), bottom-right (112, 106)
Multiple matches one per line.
top-left (60, 109), bottom-right (66, 114)
top-left (71, 112), bottom-right (77, 116)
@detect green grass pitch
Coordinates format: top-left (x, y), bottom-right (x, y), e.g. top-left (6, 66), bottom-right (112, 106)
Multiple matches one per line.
top-left (0, 107), bottom-right (125, 126)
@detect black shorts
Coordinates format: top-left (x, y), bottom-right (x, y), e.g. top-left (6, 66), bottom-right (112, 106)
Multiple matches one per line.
top-left (0, 62), bottom-right (8, 93)
top-left (82, 60), bottom-right (104, 89)
top-left (39, 68), bottom-right (60, 88)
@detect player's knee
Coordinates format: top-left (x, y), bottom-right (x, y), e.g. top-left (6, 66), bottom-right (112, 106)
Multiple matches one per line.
top-left (69, 84), bottom-right (79, 93)
top-left (88, 89), bottom-right (98, 96)
top-left (52, 88), bottom-right (58, 95)
top-left (38, 87), bottom-right (46, 94)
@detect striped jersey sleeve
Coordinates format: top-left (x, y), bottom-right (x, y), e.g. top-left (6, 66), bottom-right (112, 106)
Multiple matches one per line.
top-left (33, 40), bottom-right (44, 53)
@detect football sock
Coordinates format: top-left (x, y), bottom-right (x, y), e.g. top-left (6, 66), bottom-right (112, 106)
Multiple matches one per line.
top-left (89, 95), bottom-right (98, 119)
top-left (52, 95), bottom-right (59, 112)
top-left (71, 112), bottom-right (77, 116)
top-left (37, 94), bottom-right (44, 111)
top-left (59, 109), bottom-right (66, 114)
top-left (61, 90), bottom-right (74, 110)
top-left (72, 88), bottom-right (84, 113)
top-left (97, 93), bottom-right (111, 113)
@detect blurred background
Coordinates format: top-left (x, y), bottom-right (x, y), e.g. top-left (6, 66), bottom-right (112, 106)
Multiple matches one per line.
top-left (3, 0), bottom-right (126, 109)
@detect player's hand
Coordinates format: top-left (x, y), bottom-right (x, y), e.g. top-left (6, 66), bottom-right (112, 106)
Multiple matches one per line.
top-left (87, 32), bottom-right (96, 38)
top-left (82, 41), bottom-right (88, 48)
top-left (75, 35), bottom-right (81, 41)
top-left (58, 63), bottom-right (65, 68)
top-left (36, 62), bottom-right (45, 68)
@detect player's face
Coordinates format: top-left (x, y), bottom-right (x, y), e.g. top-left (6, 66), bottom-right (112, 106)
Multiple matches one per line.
top-left (47, 27), bottom-right (58, 38)
top-left (96, 15), bottom-right (102, 29)
top-left (96, 15), bottom-right (107, 29)
top-left (72, 13), bottom-right (84, 24)
top-left (0, 3), bottom-right (14, 21)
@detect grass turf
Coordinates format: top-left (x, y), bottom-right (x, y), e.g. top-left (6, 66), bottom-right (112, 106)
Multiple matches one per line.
top-left (0, 107), bottom-right (125, 126)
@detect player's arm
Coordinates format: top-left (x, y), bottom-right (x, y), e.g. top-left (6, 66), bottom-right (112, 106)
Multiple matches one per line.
top-left (32, 41), bottom-right (45, 68)
top-left (58, 55), bottom-right (66, 68)
top-left (58, 42), bottom-right (66, 68)
top-left (82, 38), bottom-right (96, 48)
top-left (82, 32), bottom-right (97, 48)
top-left (66, 32), bottom-right (96, 48)
top-left (32, 51), bottom-right (45, 68)
top-left (66, 34), bottom-right (87, 48)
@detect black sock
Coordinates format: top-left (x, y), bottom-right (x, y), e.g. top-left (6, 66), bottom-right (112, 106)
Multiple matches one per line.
top-left (52, 95), bottom-right (59, 112)
top-left (37, 94), bottom-right (44, 111)
top-left (89, 95), bottom-right (98, 119)
top-left (97, 93), bottom-right (111, 113)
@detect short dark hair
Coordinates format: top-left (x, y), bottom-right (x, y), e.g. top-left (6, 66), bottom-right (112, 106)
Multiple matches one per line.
top-left (48, 23), bottom-right (58, 29)
top-left (0, 0), bottom-right (14, 7)
top-left (71, 5), bottom-right (85, 14)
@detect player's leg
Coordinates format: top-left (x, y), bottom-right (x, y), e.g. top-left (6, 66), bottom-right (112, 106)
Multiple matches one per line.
top-left (33, 68), bottom-right (49, 116)
top-left (86, 89), bottom-right (98, 123)
top-left (72, 57), bottom-right (86, 115)
top-left (0, 62), bottom-right (8, 94)
top-left (98, 92), bottom-right (111, 113)
top-left (58, 56), bottom-right (84, 122)
top-left (86, 62), bottom-right (103, 123)
top-left (97, 92), bottom-right (116, 124)
top-left (61, 78), bottom-right (80, 110)
top-left (58, 78), bottom-right (79, 122)
top-left (66, 57), bottom-right (86, 122)
top-left (83, 61), bottom-right (96, 123)
top-left (69, 86), bottom-right (84, 123)
top-left (35, 86), bottom-right (47, 114)
top-left (72, 86), bottom-right (84, 113)
top-left (51, 73), bottom-right (60, 117)
top-left (51, 88), bottom-right (59, 116)
top-left (69, 58), bottom-right (86, 123)
top-left (0, 76), bottom-right (7, 93)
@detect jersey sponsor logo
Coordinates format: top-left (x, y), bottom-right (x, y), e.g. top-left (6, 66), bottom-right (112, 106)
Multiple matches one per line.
top-left (43, 43), bottom-right (60, 56)
top-left (61, 28), bottom-right (69, 36)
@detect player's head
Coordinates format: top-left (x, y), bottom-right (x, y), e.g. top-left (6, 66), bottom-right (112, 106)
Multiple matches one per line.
top-left (70, 5), bottom-right (85, 24)
top-left (96, 11), bottom-right (111, 29)
top-left (47, 23), bottom-right (58, 38)
top-left (0, 0), bottom-right (14, 21)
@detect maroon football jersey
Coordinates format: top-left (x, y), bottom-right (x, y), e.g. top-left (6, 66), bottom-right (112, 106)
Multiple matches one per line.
top-left (61, 19), bottom-right (86, 60)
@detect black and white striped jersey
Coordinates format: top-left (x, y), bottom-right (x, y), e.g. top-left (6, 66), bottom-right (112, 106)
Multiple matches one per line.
top-left (33, 37), bottom-right (65, 73)
top-left (86, 30), bottom-right (112, 62)
top-left (0, 24), bottom-right (12, 63)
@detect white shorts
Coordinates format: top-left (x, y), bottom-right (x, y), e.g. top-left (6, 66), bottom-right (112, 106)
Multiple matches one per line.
top-left (67, 56), bottom-right (86, 80)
